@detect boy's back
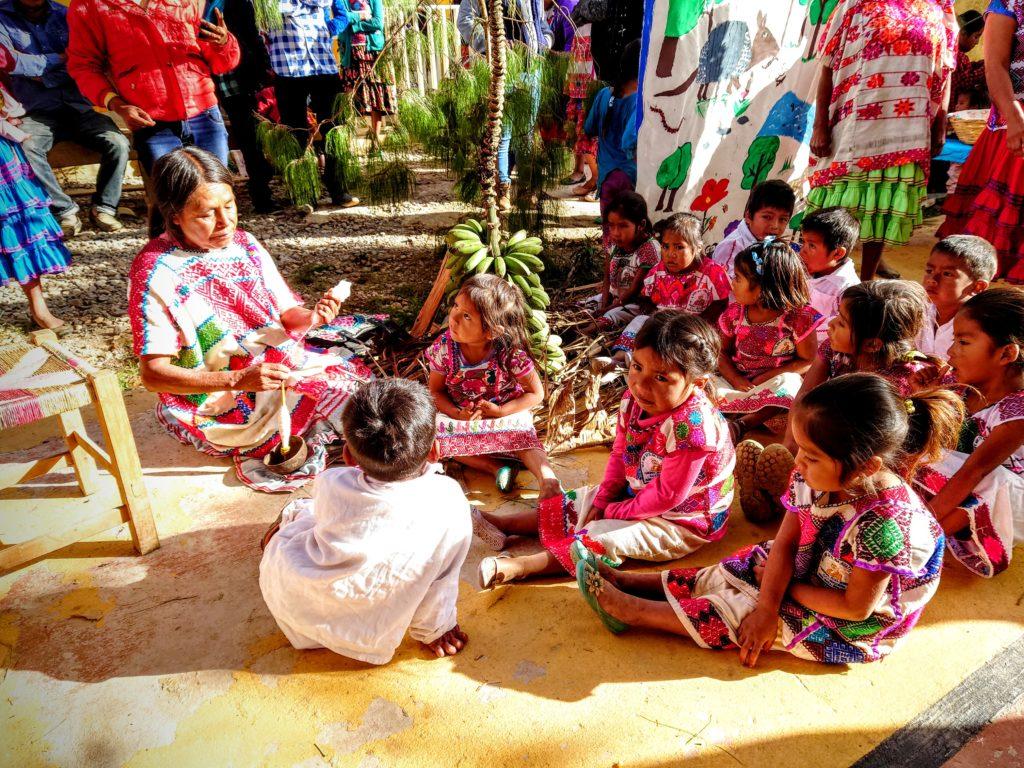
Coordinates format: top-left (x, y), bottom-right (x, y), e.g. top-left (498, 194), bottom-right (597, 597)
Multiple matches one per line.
top-left (259, 465), bottom-right (472, 665)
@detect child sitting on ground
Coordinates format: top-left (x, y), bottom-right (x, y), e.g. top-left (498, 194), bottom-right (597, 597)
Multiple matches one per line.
top-left (259, 378), bottom-right (472, 664)
top-left (579, 191), bottom-right (660, 336)
top-left (917, 287), bottom-right (1024, 578)
top-left (917, 235), bottom-right (996, 361)
top-left (716, 239), bottom-right (823, 442)
top-left (711, 180), bottom-right (796, 279)
top-left (426, 274), bottom-right (560, 497)
top-left (738, 280), bottom-right (950, 522)
top-left (799, 206), bottom-right (860, 342)
top-left (600, 213), bottom-right (729, 367)
top-left (476, 311), bottom-right (736, 587)
top-left (573, 373), bottom-right (960, 666)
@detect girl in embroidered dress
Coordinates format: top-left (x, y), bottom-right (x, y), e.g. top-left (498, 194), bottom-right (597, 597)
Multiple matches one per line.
top-left (738, 280), bottom-right (952, 523)
top-left (477, 311), bottom-right (736, 588)
top-left (130, 147), bottom-right (369, 461)
top-left (917, 288), bottom-right (1024, 578)
top-left (0, 44), bottom-right (70, 333)
top-left (603, 213), bottom-right (729, 366)
top-left (938, 0), bottom-right (1024, 282)
top-left (808, 0), bottom-right (958, 280)
top-left (579, 191), bottom-right (660, 336)
top-left (574, 373), bottom-right (960, 666)
top-left (426, 274), bottom-right (559, 497)
top-left (716, 240), bottom-right (823, 442)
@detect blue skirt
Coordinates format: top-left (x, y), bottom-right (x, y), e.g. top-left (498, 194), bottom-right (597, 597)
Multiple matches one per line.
top-left (0, 137), bottom-right (70, 285)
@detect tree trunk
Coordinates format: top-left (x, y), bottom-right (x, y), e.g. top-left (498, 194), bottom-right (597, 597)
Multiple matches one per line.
top-left (480, 0), bottom-right (507, 256)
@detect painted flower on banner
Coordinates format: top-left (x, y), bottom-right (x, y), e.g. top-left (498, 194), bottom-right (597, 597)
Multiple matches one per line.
top-left (691, 179), bottom-right (729, 213)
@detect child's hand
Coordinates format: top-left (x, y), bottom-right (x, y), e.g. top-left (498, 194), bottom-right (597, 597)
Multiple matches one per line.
top-left (737, 607), bottom-right (779, 668)
top-left (730, 375), bottom-right (754, 392)
top-left (477, 400), bottom-right (503, 419)
top-left (423, 625), bottom-right (468, 658)
top-left (750, 371), bottom-right (775, 386)
top-left (460, 405), bottom-right (483, 420)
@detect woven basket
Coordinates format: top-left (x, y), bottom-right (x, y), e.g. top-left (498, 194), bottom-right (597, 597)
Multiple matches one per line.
top-left (948, 109), bottom-right (989, 145)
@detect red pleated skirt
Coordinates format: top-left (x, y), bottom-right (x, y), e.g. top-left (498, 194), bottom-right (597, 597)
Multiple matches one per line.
top-left (938, 128), bottom-right (1024, 283)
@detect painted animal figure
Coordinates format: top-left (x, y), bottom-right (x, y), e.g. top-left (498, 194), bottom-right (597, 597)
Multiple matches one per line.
top-left (656, 12), bottom-right (779, 100)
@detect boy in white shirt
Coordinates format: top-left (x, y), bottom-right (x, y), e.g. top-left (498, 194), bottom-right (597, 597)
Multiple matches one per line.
top-left (799, 206), bottom-right (861, 343)
top-left (711, 179), bottom-right (795, 278)
top-left (917, 235), bottom-right (996, 360)
top-left (259, 378), bottom-right (472, 664)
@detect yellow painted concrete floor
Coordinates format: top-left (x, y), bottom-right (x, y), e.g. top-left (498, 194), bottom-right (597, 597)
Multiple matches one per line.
top-left (1, 217), bottom-right (1023, 768)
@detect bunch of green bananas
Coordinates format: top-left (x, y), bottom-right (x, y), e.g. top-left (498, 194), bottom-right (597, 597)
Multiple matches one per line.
top-left (442, 220), bottom-right (565, 376)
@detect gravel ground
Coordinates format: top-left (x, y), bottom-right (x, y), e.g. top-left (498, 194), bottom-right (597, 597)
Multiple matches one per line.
top-left (0, 159), bottom-right (602, 384)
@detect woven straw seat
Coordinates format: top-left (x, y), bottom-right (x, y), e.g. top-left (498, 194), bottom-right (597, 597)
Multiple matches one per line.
top-left (0, 331), bottom-right (159, 573)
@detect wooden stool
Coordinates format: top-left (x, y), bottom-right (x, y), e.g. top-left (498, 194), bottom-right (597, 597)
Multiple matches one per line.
top-left (0, 331), bottom-right (159, 572)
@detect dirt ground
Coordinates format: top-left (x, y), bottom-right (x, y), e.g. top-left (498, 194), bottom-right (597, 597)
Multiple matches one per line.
top-left (1, 169), bottom-right (1022, 767)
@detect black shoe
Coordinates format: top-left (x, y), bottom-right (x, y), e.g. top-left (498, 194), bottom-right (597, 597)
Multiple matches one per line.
top-left (331, 192), bottom-right (361, 208)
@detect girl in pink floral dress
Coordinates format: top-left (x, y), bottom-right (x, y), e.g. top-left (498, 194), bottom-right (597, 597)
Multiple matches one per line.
top-left (426, 274), bottom-right (559, 497)
top-left (715, 240), bottom-right (822, 440)
top-left (917, 288), bottom-right (1024, 578)
top-left (808, 0), bottom-right (958, 280)
top-left (609, 213), bottom-right (729, 362)
top-left (477, 311), bottom-right (736, 588)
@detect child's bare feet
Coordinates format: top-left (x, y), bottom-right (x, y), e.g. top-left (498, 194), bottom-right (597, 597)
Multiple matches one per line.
top-left (423, 625), bottom-right (468, 658)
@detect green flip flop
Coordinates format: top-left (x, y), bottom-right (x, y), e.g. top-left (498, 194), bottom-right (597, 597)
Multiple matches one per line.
top-left (570, 539), bottom-right (622, 570)
top-left (576, 560), bottom-right (630, 634)
top-left (495, 464), bottom-right (519, 494)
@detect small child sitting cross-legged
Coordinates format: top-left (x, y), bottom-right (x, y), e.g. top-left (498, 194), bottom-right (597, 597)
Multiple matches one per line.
top-left (916, 235), bottom-right (996, 362)
top-left (579, 192), bottom-right (661, 337)
top-left (477, 311), bottom-right (736, 588)
top-left (259, 378), bottom-right (472, 664)
top-left (426, 274), bottom-right (560, 497)
top-left (574, 373), bottom-right (961, 666)
top-left (600, 213), bottom-right (729, 369)
top-left (917, 287), bottom-right (1024, 578)
top-left (716, 239), bottom-right (823, 441)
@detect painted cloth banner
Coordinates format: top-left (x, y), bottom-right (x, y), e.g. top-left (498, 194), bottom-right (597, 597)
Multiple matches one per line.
top-left (637, 0), bottom-right (835, 243)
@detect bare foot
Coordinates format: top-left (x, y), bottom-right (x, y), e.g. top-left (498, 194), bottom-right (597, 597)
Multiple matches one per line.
top-left (423, 625), bottom-right (468, 658)
top-left (590, 576), bottom-right (637, 624)
top-left (574, 182), bottom-right (596, 196)
top-left (30, 310), bottom-right (66, 332)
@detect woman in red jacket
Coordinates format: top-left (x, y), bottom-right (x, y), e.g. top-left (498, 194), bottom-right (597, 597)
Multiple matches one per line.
top-left (66, 0), bottom-right (240, 174)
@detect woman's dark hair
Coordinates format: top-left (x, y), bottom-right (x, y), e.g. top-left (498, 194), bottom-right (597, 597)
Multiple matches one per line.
top-left (960, 287), bottom-right (1024, 366)
top-left (341, 378), bottom-right (438, 482)
top-left (840, 280), bottom-right (928, 370)
top-left (797, 373), bottom-right (963, 482)
top-left (734, 239), bottom-right (809, 311)
top-left (800, 206), bottom-right (860, 254)
top-left (458, 274), bottom-right (533, 365)
top-left (958, 9), bottom-right (984, 36)
top-left (606, 190), bottom-right (653, 244)
top-left (634, 309), bottom-right (721, 378)
top-left (614, 38), bottom-right (642, 95)
top-left (148, 146), bottom-right (235, 240)
top-left (659, 213), bottom-right (704, 266)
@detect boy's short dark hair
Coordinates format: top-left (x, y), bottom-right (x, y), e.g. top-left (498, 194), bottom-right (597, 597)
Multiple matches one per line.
top-left (341, 378), bottom-right (437, 482)
top-left (958, 9), bottom-right (984, 35)
top-left (745, 179), bottom-right (796, 217)
top-left (933, 235), bottom-right (997, 283)
top-left (801, 206), bottom-right (860, 254)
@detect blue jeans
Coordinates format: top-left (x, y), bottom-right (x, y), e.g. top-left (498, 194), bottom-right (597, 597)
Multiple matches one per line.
top-left (20, 107), bottom-right (131, 218)
top-left (498, 69), bottom-right (542, 185)
top-left (134, 107), bottom-right (230, 175)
